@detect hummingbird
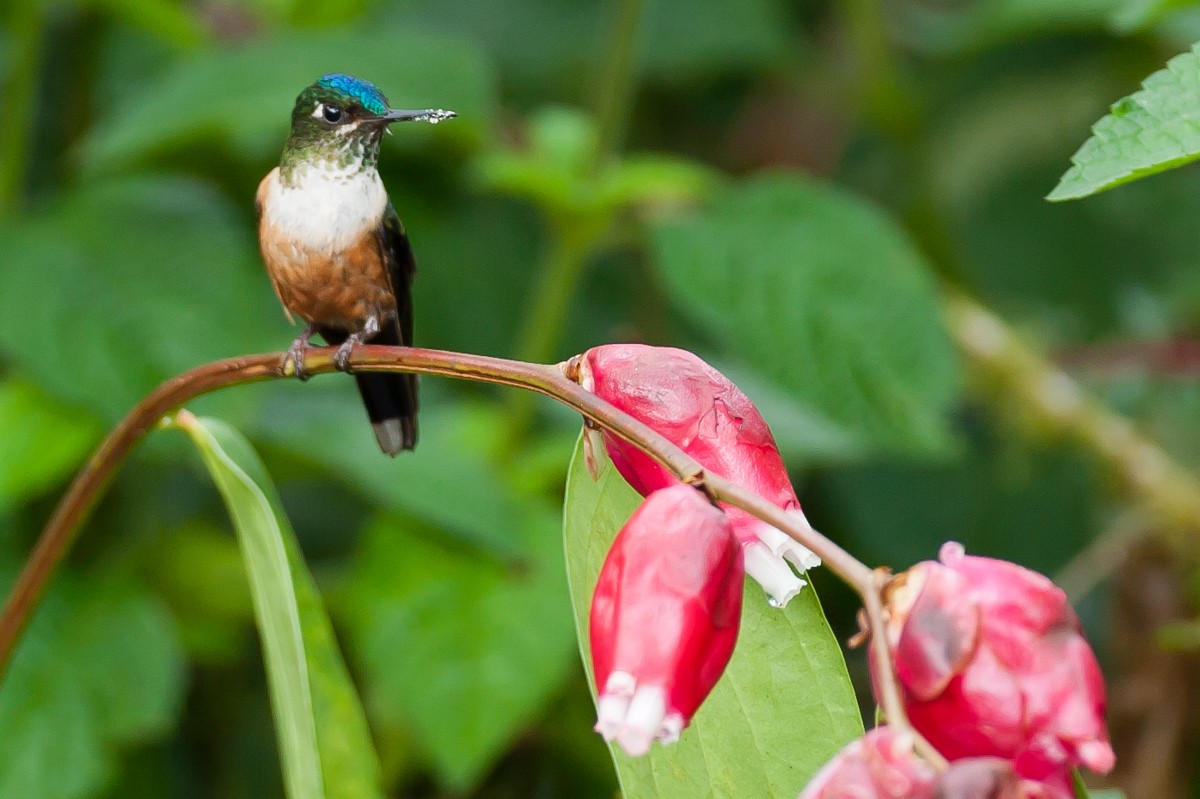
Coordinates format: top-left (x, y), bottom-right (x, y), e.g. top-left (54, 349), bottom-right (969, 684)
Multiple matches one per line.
top-left (257, 74), bottom-right (454, 455)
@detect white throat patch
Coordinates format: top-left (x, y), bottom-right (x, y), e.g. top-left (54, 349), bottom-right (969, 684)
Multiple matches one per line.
top-left (262, 164), bottom-right (387, 252)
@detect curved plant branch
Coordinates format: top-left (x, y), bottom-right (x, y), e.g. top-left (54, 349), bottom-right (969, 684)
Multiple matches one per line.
top-left (0, 344), bottom-right (933, 761)
top-left (947, 293), bottom-right (1200, 552)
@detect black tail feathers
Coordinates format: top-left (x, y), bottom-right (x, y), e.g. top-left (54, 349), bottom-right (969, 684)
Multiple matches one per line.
top-left (356, 371), bottom-right (419, 455)
top-left (320, 323), bottom-right (418, 455)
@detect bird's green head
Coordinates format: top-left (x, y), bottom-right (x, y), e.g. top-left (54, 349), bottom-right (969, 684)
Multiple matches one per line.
top-left (280, 73), bottom-right (455, 178)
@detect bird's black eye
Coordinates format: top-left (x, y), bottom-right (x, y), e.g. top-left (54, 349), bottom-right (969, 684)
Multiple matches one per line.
top-left (322, 104), bottom-right (343, 123)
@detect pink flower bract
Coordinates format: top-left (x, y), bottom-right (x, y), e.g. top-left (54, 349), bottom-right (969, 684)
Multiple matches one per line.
top-left (579, 344), bottom-right (818, 606)
top-left (880, 543), bottom-right (1114, 798)
top-left (800, 727), bottom-right (937, 799)
top-left (590, 484), bottom-right (744, 756)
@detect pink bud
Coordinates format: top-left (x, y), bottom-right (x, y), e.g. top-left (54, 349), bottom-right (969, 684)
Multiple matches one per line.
top-left (800, 727), bottom-right (937, 799)
top-left (590, 484), bottom-right (744, 756)
top-left (579, 344), bottom-right (819, 606)
top-left (935, 758), bottom-right (1023, 799)
top-left (880, 543), bottom-right (1114, 798)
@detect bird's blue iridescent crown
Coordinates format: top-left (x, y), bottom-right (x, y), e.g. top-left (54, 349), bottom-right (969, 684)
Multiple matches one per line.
top-left (317, 73), bottom-right (388, 115)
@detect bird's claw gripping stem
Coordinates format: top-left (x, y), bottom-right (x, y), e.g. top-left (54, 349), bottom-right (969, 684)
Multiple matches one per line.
top-left (282, 323), bottom-right (318, 381)
top-left (333, 335), bottom-right (363, 372)
top-left (333, 316), bottom-right (380, 373)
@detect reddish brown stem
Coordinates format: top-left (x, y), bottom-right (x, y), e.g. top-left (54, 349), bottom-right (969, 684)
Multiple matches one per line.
top-left (0, 345), bottom-right (921, 754)
top-left (1056, 338), bottom-right (1200, 377)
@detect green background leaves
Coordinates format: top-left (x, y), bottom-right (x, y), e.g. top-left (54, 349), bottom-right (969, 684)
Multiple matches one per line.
top-left (0, 564), bottom-right (184, 799)
top-left (82, 26), bottom-right (494, 174)
top-left (0, 176), bottom-right (276, 419)
top-left (0, 0), bottom-right (1182, 795)
top-left (334, 406), bottom-right (578, 790)
top-left (651, 175), bottom-right (960, 455)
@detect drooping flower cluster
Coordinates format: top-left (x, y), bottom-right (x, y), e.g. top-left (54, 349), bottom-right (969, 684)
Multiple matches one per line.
top-left (801, 543), bottom-right (1114, 799)
top-left (576, 344), bottom-right (817, 755)
top-left (570, 343), bottom-right (1114, 786)
top-left (579, 344), bottom-right (819, 607)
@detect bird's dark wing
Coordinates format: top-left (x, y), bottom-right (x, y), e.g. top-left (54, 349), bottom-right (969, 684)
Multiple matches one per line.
top-left (379, 201), bottom-right (416, 349)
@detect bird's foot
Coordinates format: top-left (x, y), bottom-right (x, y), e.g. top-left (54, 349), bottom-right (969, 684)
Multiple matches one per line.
top-left (281, 323), bottom-right (318, 381)
top-left (333, 333), bottom-right (365, 373)
top-left (333, 317), bottom-right (381, 373)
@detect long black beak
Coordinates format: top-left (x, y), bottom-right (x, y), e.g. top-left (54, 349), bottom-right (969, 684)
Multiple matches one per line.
top-left (379, 108), bottom-right (457, 124)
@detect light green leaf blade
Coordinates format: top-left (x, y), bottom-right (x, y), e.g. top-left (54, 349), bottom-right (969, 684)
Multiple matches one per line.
top-left (81, 26), bottom-right (494, 172)
top-left (0, 563), bottom-right (185, 799)
top-left (1049, 43), bottom-right (1200, 200)
top-left (563, 437), bottom-right (862, 798)
top-left (173, 412), bottom-right (382, 799)
top-left (606, 154), bottom-right (721, 209)
top-left (650, 173), bottom-right (959, 455)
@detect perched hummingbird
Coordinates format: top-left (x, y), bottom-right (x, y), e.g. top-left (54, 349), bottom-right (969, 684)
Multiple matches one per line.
top-left (257, 74), bottom-right (454, 455)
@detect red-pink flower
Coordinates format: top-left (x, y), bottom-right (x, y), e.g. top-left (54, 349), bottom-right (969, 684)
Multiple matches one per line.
top-left (578, 343), bottom-right (818, 606)
top-left (800, 727), bottom-right (937, 799)
top-left (935, 758), bottom-right (1024, 799)
top-left (801, 728), bottom-right (1030, 799)
top-left (879, 543), bottom-right (1114, 798)
top-left (590, 484), bottom-right (744, 756)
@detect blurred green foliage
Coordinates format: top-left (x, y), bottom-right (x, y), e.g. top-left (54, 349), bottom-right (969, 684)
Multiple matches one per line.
top-left (3, 0), bottom-right (1200, 796)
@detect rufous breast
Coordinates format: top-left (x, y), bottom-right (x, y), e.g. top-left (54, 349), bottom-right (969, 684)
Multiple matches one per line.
top-left (257, 165), bottom-right (397, 330)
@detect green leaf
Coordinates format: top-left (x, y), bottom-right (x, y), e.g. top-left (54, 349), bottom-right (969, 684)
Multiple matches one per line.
top-left (391, 0), bottom-right (786, 95)
top-left (562, 437), bottom-right (863, 798)
top-left (608, 155), bottom-right (720, 210)
top-left (1110, 0), bottom-right (1193, 31)
top-left (81, 26), bottom-right (495, 173)
top-left (91, 0), bottom-right (209, 48)
top-left (1049, 43), bottom-right (1200, 201)
top-left (710, 362), bottom-right (871, 463)
top-left (477, 108), bottom-right (718, 221)
top-left (650, 173), bottom-right (960, 455)
top-left (337, 406), bottom-right (578, 791)
top-left (0, 564), bottom-right (185, 799)
top-left (0, 379), bottom-right (102, 511)
top-left (899, 0), bottom-right (1119, 56)
top-left (474, 107), bottom-right (608, 218)
top-left (638, 0), bottom-right (790, 80)
top-left (0, 176), bottom-right (277, 419)
top-left (173, 412), bottom-right (383, 799)
top-left (815, 434), bottom-right (1100, 576)
top-left (1072, 769), bottom-right (1126, 798)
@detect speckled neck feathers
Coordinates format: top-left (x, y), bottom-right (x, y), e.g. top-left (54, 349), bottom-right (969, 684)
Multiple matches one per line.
top-left (279, 127), bottom-right (383, 186)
